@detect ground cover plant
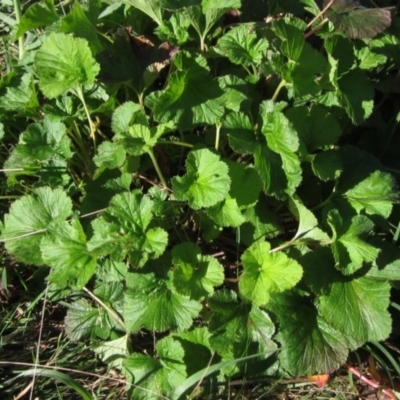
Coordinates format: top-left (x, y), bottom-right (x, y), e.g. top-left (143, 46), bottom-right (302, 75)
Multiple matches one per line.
top-left (1, 0), bottom-right (400, 398)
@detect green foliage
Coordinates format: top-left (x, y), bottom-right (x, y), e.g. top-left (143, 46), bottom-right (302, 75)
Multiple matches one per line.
top-left (1, 0), bottom-right (400, 398)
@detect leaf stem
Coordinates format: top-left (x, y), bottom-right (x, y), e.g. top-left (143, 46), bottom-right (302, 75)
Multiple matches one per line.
top-left (147, 148), bottom-right (168, 189)
top-left (304, 18), bottom-right (329, 39)
top-left (306, 0), bottom-right (334, 29)
top-left (157, 139), bottom-right (193, 148)
top-left (13, 0), bottom-right (24, 59)
top-left (271, 79), bottom-right (287, 102)
top-left (215, 122), bottom-right (222, 151)
top-left (83, 287), bottom-right (126, 332)
top-left (73, 86), bottom-right (96, 143)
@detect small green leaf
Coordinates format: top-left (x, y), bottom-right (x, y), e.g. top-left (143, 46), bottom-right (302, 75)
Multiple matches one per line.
top-left (289, 198), bottom-right (329, 242)
top-left (94, 335), bottom-right (129, 370)
top-left (2, 188), bottom-right (72, 265)
top-left (123, 336), bottom-right (186, 400)
top-left (328, 210), bottom-right (380, 275)
top-left (206, 196), bottom-right (245, 228)
top-left (35, 32), bottom-right (100, 98)
top-left (318, 276), bottom-right (392, 346)
top-left (239, 241), bottom-right (303, 306)
top-left (215, 25), bottom-right (268, 66)
top-left (124, 272), bottom-right (201, 332)
top-left (172, 148), bottom-right (230, 210)
top-left (42, 219), bottom-right (96, 290)
top-left (172, 242), bottom-right (224, 299)
top-left (122, 0), bottom-right (164, 25)
top-left (116, 119), bottom-right (175, 155)
top-left (93, 141), bottom-right (126, 170)
top-left (311, 150), bottom-right (343, 181)
top-left (111, 102), bottom-right (142, 134)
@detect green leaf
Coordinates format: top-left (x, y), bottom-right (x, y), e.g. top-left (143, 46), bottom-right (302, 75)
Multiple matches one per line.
top-left (224, 112), bottom-right (257, 154)
top-left (289, 198), bottom-right (329, 242)
top-left (344, 170), bottom-right (398, 218)
top-left (328, 210), bottom-right (380, 275)
top-left (0, 73), bottom-right (39, 112)
top-left (5, 118), bottom-right (73, 177)
top-left (172, 148), bottom-right (230, 210)
top-left (215, 25), bottom-right (268, 66)
top-left (60, 2), bottom-right (103, 54)
top-left (34, 32), bottom-right (100, 98)
top-left (174, 327), bottom-right (213, 376)
top-left (208, 290), bottom-right (276, 359)
top-left (269, 292), bottom-right (348, 375)
top-left (311, 150), bottom-right (343, 181)
top-left (42, 219), bottom-right (96, 290)
top-left (240, 194), bottom-right (283, 246)
top-left (124, 272), bottom-right (201, 332)
top-left (318, 276), bottom-right (392, 346)
top-left (87, 191), bottom-right (168, 267)
top-left (116, 119), bottom-right (175, 155)
top-left (218, 75), bottom-right (250, 113)
top-left (15, 0), bottom-right (59, 39)
top-left (145, 51), bottom-right (225, 131)
top-left (65, 299), bottom-right (114, 341)
top-left (285, 105), bottom-right (342, 155)
top-left (123, 336), bottom-right (186, 400)
top-left (336, 69), bottom-right (374, 125)
top-left (2, 188), bottom-right (72, 265)
top-left (122, 0), bottom-right (164, 25)
top-left (111, 102), bottom-right (142, 134)
top-left (93, 141), bottom-right (126, 170)
top-left (226, 161), bottom-right (263, 208)
top-left (206, 196), bottom-right (245, 227)
top-left (274, 18), bottom-right (305, 62)
top-left (172, 242), bottom-right (224, 299)
top-left (239, 241), bottom-right (303, 306)
top-left (155, 13), bottom-right (191, 45)
top-left (94, 335), bottom-right (129, 370)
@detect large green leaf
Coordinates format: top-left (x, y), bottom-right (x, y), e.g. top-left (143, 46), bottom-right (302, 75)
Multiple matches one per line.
top-left (269, 292), bottom-right (348, 375)
top-left (239, 241), bottom-right (303, 306)
top-left (215, 25), bottom-right (268, 66)
top-left (15, 0), bottom-right (59, 39)
top-left (318, 276), bottom-right (392, 347)
top-left (344, 170), bottom-right (398, 218)
top-left (208, 290), bottom-right (276, 359)
top-left (42, 219), bottom-right (96, 290)
top-left (87, 191), bottom-right (168, 267)
top-left (172, 148), bottom-right (230, 210)
top-left (145, 51), bottom-right (225, 130)
top-left (328, 210), bottom-right (380, 275)
top-left (172, 242), bottom-right (224, 299)
top-left (123, 336), bottom-right (186, 400)
top-left (285, 105), bottom-right (342, 155)
top-left (2, 188), bottom-right (72, 265)
top-left (34, 32), bottom-right (100, 98)
top-left (124, 272), bottom-right (201, 332)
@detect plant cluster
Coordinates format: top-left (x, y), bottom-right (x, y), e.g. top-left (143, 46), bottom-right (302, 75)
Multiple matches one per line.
top-left (1, 0), bottom-right (400, 398)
